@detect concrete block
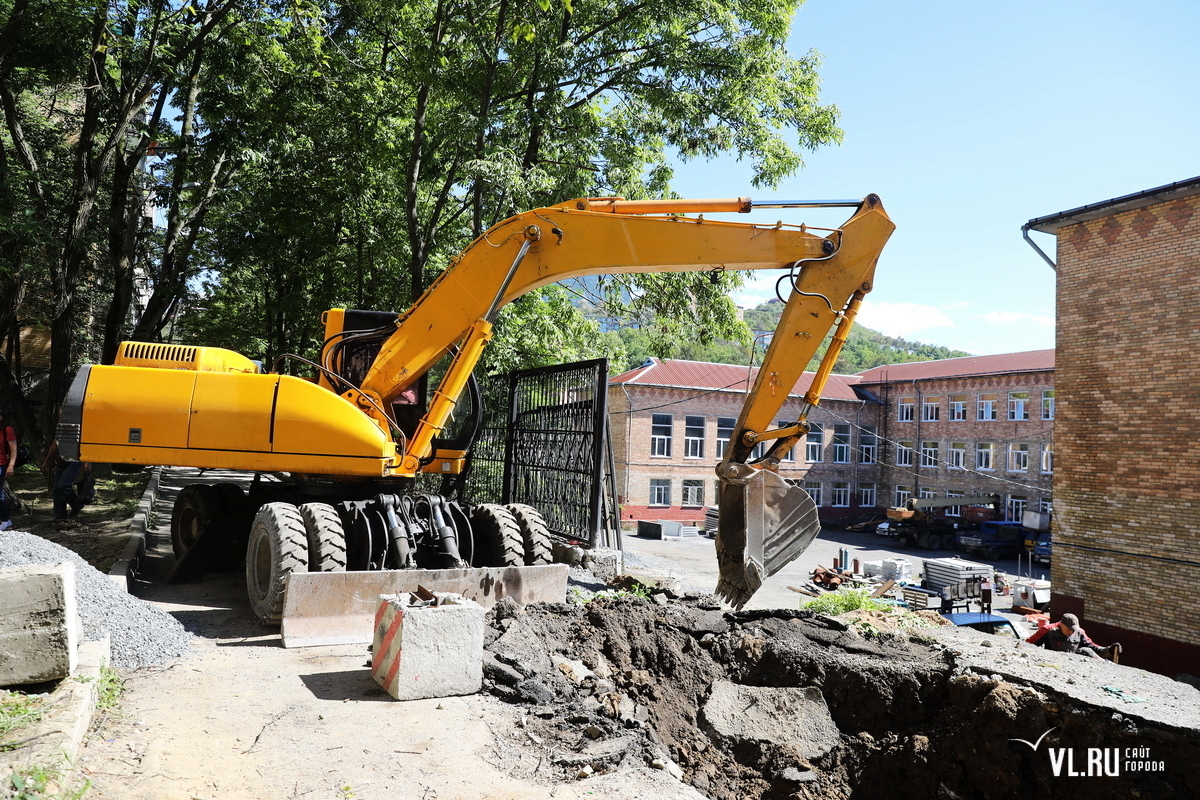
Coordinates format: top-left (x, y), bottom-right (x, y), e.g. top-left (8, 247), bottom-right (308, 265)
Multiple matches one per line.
top-left (702, 680), bottom-right (840, 760)
top-left (552, 541), bottom-right (585, 566)
top-left (583, 548), bottom-right (623, 582)
top-left (371, 592), bottom-right (484, 701)
top-left (0, 563), bottom-right (78, 686)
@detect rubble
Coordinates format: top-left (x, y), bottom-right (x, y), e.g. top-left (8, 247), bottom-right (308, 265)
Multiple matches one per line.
top-left (479, 589), bottom-right (1200, 799)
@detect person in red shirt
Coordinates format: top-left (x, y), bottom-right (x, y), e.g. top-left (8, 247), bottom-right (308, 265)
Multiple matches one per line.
top-left (0, 410), bottom-right (18, 531)
top-left (1026, 613), bottom-right (1122, 661)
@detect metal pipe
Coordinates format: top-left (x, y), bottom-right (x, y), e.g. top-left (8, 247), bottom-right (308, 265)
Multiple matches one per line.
top-left (1021, 225), bottom-right (1057, 271)
top-left (751, 199), bottom-right (863, 209)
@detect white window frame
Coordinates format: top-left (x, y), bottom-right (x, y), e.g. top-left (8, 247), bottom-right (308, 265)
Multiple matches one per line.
top-left (977, 393), bottom-right (998, 421)
top-left (777, 419), bottom-right (796, 462)
top-left (650, 414), bottom-right (672, 458)
top-left (945, 491), bottom-right (964, 517)
top-left (895, 485), bottom-right (912, 507)
top-left (832, 424), bottom-right (851, 463)
top-left (858, 483), bottom-right (876, 508)
top-left (948, 394), bottom-right (968, 421)
top-left (948, 442), bottom-right (966, 469)
top-left (898, 397), bottom-right (915, 422)
top-left (831, 482), bottom-right (850, 507)
top-left (684, 416), bottom-right (705, 459)
top-left (920, 440), bottom-right (939, 468)
top-left (896, 441), bottom-right (915, 468)
top-left (803, 481), bottom-right (822, 507)
top-left (649, 479), bottom-right (670, 506)
top-left (1040, 442), bottom-right (1053, 474)
top-left (715, 417), bottom-right (735, 459)
top-left (1038, 498), bottom-right (1053, 515)
top-left (976, 442), bottom-right (994, 471)
top-left (1042, 390), bottom-right (1056, 420)
top-left (1007, 443), bottom-right (1029, 472)
top-left (806, 423), bottom-right (824, 463)
top-left (859, 428), bottom-right (877, 464)
top-left (921, 398), bottom-right (940, 422)
top-left (1008, 391), bottom-right (1030, 421)
top-left (1006, 495), bottom-right (1028, 522)
top-left (681, 479), bottom-right (704, 507)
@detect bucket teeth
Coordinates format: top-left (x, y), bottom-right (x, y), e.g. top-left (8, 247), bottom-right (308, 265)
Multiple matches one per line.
top-left (715, 467), bottom-right (821, 609)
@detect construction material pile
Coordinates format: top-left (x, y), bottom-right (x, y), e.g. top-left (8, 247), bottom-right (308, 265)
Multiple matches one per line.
top-left (0, 531), bottom-right (191, 670)
top-left (480, 592), bottom-right (1199, 800)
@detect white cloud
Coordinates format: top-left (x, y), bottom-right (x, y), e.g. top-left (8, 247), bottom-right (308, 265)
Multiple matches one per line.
top-left (856, 300), bottom-right (957, 338)
top-left (979, 311), bottom-right (1055, 328)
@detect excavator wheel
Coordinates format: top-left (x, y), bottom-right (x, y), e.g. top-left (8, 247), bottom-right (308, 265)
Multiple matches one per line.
top-left (170, 484), bottom-right (224, 559)
top-left (246, 503), bottom-right (308, 626)
top-left (506, 503), bottom-right (553, 566)
top-left (470, 504), bottom-right (523, 568)
top-left (925, 533), bottom-right (942, 551)
top-left (298, 502), bottom-right (348, 573)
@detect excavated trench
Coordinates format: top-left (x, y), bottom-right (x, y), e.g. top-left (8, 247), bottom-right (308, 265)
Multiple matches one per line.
top-left (480, 595), bottom-right (1199, 800)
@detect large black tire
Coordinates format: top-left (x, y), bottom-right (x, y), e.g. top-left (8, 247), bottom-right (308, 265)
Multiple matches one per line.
top-left (298, 502), bottom-right (348, 573)
top-left (506, 503), bottom-right (553, 566)
top-left (170, 484), bottom-right (224, 559)
top-left (246, 503), bottom-right (308, 626)
top-left (925, 533), bottom-right (942, 551)
top-left (470, 504), bottom-right (523, 568)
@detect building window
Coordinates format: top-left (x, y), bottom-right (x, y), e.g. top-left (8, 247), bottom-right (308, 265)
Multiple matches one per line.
top-left (803, 481), bottom-right (822, 506)
top-left (945, 491), bottom-right (964, 517)
top-left (896, 441), bottom-right (914, 468)
top-left (715, 417), bottom-right (735, 458)
top-left (1040, 442), bottom-right (1053, 474)
top-left (898, 397), bottom-right (915, 422)
top-left (806, 423), bottom-right (824, 462)
top-left (977, 393), bottom-right (998, 421)
top-left (858, 483), bottom-right (876, 508)
top-left (832, 424), bottom-right (851, 463)
top-left (860, 427), bottom-right (878, 464)
top-left (682, 479), bottom-right (704, 507)
top-left (750, 441), bottom-right (766, 460)
top-left (922, 397), bottom-right (940, 422)
top-left (1042, 390), bottom-right (1056, 420)
top-left (976, 442), bottom-right (994, 471)
top-left (651, 414), bottom-right (672, 457)
top-left (1038, 498), bottom-right (1053, 515)
top-left (831, 482), bottom-right (850, 507)
top-left (920, 440), bottom-right (939, 468)
top-left (683, 416), bottom-right (705, 459)
top-left (895, 485), bottom-right (912, 507)
top-left (948, 394), bottom-right (968, 421)
top-left (1007, 443), bottom-right (1029, 472)
top-left (777, 420), bottom-right (796, 462)
top-left (1006, 494), bottom-right (1028, 522)
top-left (1008, 391), bottom-right (1030, 421)
top-left (948, 442), bottom-right (966, 469)
top-left (649, 479), bottom-right (670, 506)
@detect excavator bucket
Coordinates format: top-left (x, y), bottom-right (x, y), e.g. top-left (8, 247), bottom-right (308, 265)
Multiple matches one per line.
top-left (715, 467), bottom-right (821, 609)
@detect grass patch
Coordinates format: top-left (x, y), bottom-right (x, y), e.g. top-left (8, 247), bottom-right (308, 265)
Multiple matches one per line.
top-left (4, 761), bottom-right (90, 800)
top-left (94, 667), bottom-right (122, 713)
top-left (801, 588), bottom-right (892, 616)
top-left (569, 584), bottom-right (652, 605)
top-left (0, 691), bottom-right (46, 750)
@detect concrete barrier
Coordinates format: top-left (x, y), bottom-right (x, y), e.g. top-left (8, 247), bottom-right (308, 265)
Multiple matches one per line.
top-left (0, 563), bottom-right (78, 686)
top-left (371, 593), bottom-right (484, 701)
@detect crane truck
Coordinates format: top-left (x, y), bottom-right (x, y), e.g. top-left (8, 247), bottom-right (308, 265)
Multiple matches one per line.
top-left (58, 193), bottom-right (894, 627)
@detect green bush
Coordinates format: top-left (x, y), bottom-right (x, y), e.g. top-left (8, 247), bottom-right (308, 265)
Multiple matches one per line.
top-left (801, 588), bottom-right (892, 616)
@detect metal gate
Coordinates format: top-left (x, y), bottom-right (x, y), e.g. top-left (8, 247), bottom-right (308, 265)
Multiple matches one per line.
top-left (463, 358), bottom-right (618, 549)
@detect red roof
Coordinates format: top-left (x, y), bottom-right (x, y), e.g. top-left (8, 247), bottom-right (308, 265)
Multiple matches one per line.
top-left (609, 359), bottom-right (866, 401)
top-left (853, 349), bottom-right (1054, 382)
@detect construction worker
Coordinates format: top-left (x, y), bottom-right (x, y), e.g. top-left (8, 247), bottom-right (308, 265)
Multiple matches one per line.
top-left (1026, 613), bottom-right (1122, 661)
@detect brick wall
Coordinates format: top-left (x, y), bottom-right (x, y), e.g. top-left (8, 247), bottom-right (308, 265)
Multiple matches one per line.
top-left (1054, 192), bottom-right (1200, 675)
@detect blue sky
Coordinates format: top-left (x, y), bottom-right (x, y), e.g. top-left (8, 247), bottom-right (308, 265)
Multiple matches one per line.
top-left (670, 0), bottom-right (1200, 355)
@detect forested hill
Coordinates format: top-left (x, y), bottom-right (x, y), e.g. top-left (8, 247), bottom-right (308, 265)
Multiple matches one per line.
top-left (741, 299), bottom-right (973, 373)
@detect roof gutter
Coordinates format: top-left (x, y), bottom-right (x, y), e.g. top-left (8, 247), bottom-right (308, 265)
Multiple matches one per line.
top-left (1021, 225), bottom-right (1056, 272)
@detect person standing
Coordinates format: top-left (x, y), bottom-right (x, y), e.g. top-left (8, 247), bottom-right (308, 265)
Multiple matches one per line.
top-left (41, 440), bottom-right (92, 521)
top-left (0, 410), bottom-right (17, 530)
top-left (980, 574), bottom-right (993, 614)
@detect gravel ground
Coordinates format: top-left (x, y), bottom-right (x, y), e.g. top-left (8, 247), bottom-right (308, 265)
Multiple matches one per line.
top-left (0, 530), bottom-right (191, 670)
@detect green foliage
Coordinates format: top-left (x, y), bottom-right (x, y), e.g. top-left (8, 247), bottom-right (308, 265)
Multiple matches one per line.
top-left (800, 588), bottom-right (891, 615)
top-left (4, 762), bottom-right (89, 800)
top-left (568, 584), bottom-right (653, 604)
top-left (95, 666), bottom-right (123, 713)
top-left (0, 691), bottom-right (45, 746)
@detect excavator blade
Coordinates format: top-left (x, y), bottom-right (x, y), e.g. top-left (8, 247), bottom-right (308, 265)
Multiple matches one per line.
top-left (715, 468), bottom-right (821, 609)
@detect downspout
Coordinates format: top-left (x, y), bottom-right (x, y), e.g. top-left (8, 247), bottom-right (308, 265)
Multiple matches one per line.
top-left (1022, 224), bottom-right (1057, 271)
top-left (620, 383), bottom-right (635, 517)
top-left (911, 378), bottom-right (922, 499)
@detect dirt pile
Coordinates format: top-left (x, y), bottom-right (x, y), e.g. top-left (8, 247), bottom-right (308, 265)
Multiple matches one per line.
top-left (479, 593), bottom-right (1199, 800)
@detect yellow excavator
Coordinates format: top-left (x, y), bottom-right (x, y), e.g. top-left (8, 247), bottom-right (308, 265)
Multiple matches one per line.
top-left (59, 193), bottom-right (894, 632)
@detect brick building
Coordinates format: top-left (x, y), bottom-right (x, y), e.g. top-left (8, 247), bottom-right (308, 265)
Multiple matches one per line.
top-left (608, 351), bottom-right (1055, 531)
top-left (1025, 175), bottom-right (1200, 677)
